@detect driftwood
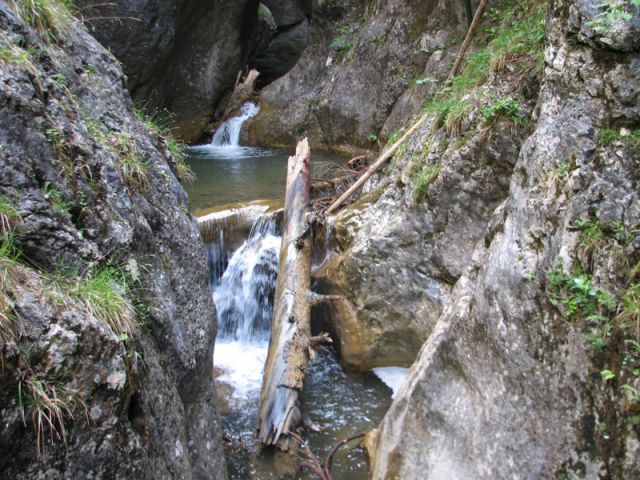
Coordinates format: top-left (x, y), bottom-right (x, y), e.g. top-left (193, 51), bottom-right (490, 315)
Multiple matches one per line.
top-left (325, 0), bottom-right (490, 214)
top-left (257, 139), bottom-right (338, 447)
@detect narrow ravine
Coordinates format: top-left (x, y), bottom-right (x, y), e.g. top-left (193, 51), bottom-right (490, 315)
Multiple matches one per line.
top-left (187, 107), bottom-right (406, 478)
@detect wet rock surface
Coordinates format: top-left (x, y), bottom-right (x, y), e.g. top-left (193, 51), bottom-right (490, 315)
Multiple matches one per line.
top-left (0, 3), bottom-right (225, 478)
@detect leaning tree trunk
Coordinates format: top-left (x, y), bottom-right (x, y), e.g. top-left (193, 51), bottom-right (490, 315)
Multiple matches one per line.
top-left (257, 139), bottom-right (313, 447)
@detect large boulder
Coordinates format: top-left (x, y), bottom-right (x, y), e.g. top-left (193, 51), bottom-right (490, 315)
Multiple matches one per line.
top-left (0, 2), bottom-right (226, 477)
top-left (75, 0), bottom-right (259, 143)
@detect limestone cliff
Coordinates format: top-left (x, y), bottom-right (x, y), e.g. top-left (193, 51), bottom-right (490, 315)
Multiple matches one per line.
top-left (312, 0), bottom-right (639, 477)
top-left (0, 1), bottom-right (226, 477)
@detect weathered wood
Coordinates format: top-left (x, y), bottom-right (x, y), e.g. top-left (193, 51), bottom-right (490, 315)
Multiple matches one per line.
top-left (257, 139), bottom-right (313, 447)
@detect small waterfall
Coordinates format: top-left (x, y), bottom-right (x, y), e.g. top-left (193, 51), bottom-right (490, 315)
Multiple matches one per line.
top-left (213, 214), bottom-right (281, 341)
top-left (212, 212), bottom-right (281, 405)
top-left (211, 102), bottom-right (260, 147)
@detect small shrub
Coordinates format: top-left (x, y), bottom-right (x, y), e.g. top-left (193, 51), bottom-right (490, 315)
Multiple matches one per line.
top-left (587, 1), bottom-right (640, 33)
top-left (481, 97), bottom-right (525, 125)
top-left (546, 263), bottom-right (617, 321)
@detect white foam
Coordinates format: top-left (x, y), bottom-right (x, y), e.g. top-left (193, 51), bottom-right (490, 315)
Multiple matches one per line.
top-left (214, 340), bottom-right (268, 405)
top-left (372, 367), bottom-right (410, 398)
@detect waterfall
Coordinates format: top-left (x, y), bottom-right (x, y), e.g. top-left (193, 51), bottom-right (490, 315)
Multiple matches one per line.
top-left (211, 102), bottom-right (260, 147)
top-left (212, 212), bottom-right (281, 404)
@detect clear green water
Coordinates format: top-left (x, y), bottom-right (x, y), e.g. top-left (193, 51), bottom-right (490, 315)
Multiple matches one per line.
top-left (184, 145), bottom-right (347, 213)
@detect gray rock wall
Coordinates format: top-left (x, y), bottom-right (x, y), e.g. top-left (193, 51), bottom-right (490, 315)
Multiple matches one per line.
top-left (75, 0), bottom-right (259, 143)
top-left (244, 0), bottom-right (477, 152)
top-left (0, 2), bottom-right (226, 478)
top-left (371, 0), bottom-right (640, 478)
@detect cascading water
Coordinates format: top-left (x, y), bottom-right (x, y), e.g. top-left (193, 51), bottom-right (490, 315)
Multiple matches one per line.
top-left (213, 213), bottom-right (281, 405)
top-left (211, 102), bottom-right (260, 147)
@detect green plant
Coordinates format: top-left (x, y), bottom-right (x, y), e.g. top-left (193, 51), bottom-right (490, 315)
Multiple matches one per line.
top-left (415, 77), bottom-right (438, 86)
top-left (134, 108), bottom-right (196, 183)
top-left (617, 283), bottom-right (640, 335)
top-left (546, 263), bottom-right (617, 320)
top-left (412, 164), bottom-right (441, 202)
top-left (421, 1), bottom-right (545, 134)
top-left (481, 97), bottom-right (525, 125)
top-left (43, 182), bottom-right (72, 215)
top-left (330, 34), bottom-right (351, 54)
top-left (0, 196), bottom-right (20, 237)
top-left (598, 127), bottom-right (640, 156)
top-left (51, 72), bottom-right (66, 86)
top-left (18, 373), bottom-right (83, 456)
top-left (10, 0), bottom-right (71, 43)
top-left (601, 369), bottom-right (616, 381)
top-left (53, 265), bottom-right (136, 338)
top-left (587, 1), bottom-right (640, 33)
top-left (119, 150), bottom-right (150, 191)
top-left (368, 133), bottom-right (378, 143)
top-left (555, 160), bottom-right (569, 180)
top-left (0, 232), bottom-right (23, 347)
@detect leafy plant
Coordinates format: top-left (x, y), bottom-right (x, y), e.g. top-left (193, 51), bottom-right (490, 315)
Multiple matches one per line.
top-left (587, 1), bottom-right (640, 33)
top-left (546, 263), bottom-right (616, 320)
top-left (601, 369), bottom-right (616, 381)
top-left (330, 35), bottom-right (351, 54)
top-left (598, 127), bottom-right (640, 156)
top-left (481, 97), bottom-right (525, 125)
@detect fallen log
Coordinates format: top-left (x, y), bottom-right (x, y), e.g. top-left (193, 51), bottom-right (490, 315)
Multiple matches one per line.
top-left (256, 138), bottom-right (315, 447)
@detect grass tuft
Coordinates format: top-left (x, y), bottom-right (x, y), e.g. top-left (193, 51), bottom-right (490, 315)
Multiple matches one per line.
top-left (51, 265), bottom-right (136, 338)
top-left (19, 373), bottom-right (84, 457)
top-left (10, 0), bottom-right (71, 44)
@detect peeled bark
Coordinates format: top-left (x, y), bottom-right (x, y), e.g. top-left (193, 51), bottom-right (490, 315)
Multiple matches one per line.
top-left (257, 138), bottom-right (312, 447)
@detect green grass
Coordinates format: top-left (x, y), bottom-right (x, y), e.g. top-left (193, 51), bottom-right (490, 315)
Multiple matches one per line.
top-left (134, 107), bottom-right (196, 183)
top-left (412, 164), bottom-right (441, 202)
top-left (19, 373), bottom-right (84, 457)
top-left (598, 128), bottom-right (640, 156)
top-left (43, 182), bottom-right (72, 215)
top-left (0, 196), bottom-right (20, 237)
top-left (10, 0), bottom-right (71, 44)
top-left (422, 0), bottom-right (545, 135)
top-left (52, 265), bottom-right (136, 338)
top-left (0, 232), bottom-right (22, 347)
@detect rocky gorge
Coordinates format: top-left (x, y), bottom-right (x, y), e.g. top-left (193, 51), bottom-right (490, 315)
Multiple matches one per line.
top-left (1, 0), bottom-right (639, 479)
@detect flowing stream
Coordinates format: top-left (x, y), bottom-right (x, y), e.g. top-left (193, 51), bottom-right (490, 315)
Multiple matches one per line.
top-left (186, 104), bottom-right (407, 478)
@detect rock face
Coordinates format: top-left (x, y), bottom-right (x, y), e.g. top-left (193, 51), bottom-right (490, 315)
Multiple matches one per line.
top-left (365, 0), bottom-right (640, 478)
top-left (75, 0), bottom-right (259, 143)
top-left (249, 0), bottom-right (312, 88)
top-left (0, 2), bottom-right (226, 478)
top-left (244, 0), bottom-right (477, 152)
